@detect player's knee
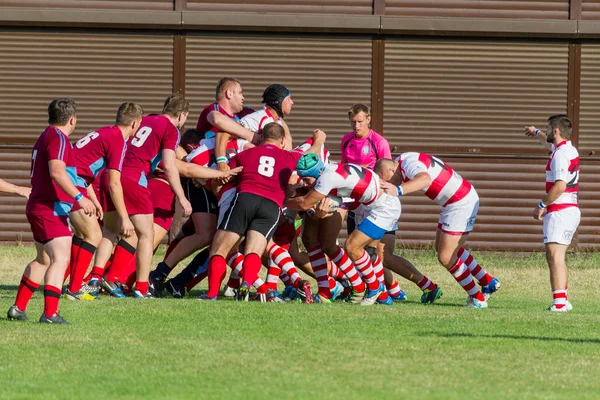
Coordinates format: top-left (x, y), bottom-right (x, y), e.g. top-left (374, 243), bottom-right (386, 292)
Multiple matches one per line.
top-left (437, 252), bottom-right (452, 268)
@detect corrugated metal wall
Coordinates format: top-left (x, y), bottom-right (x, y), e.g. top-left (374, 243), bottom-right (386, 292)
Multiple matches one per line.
top-left (383, 39), bottom-right (569, 155)
top-left (185, 0), bottom-right (373, 14)
top-left (582, 0), bottom-right (600, 19)
top-left (385, 0), bottom-right (569, 19)
top-left (0, 32), bottom-right (174, 144)
top-left (186, 34), bottom-right (373, 148)
top-left (578, 159), bottom-right (600, 249)
top-left (0, 31), bottom-right (174, 241)
top-left (0, 0), bottom-right (174, 10)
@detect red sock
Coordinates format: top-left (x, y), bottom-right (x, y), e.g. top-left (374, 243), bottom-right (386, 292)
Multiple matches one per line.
top-left (266, 260), bottom-right (281, 291)
top-left (164, 238), bottom-right (181, 259)
top-left (136, 281), bottom-right (148, 296)
top-left (457, 248), bottom-right (493, 286)
top-left (43, 285), bottom-right (62, 317)
top-left (280, 271), bottom-right (293, 287)
top-left (552, 290), bottom-right (568, 309)
top-left (354, 250), bottom-right (379, 291)
top-left (449, 258), bottom-right (485, 301)
top-left (331, 246), bottom-right (365, 292)
top-left (372, 256), bottom-right (389, 300)
top-left (241, 253), bottom-right (263, 287)
top-left (255, 282), bottom-right (268, 294)
top-left (308, 246), bottom-right (331, 298)
top-left (68, 241), bottom-right (96, 293)
top-left (86, 266), bottom-right (104, 282)
top-left (207, 255), bottom-right (227, 298)
top-left (388, 280), bottom-right (402, 297)
top-left (269, 244), bottom-right (301, 287)
top-left (118, 257), bottom-right (137, 286)
top-left (65, 235), bottom-right (83, 283)
top-left (15, 275), bottom-right (39, 311)
top-left (106, 240), bottom-right (136, 283)
top-left (226, 252), bottom-right (243, 289)
top-left (417, 276), bottom-right (437, 292)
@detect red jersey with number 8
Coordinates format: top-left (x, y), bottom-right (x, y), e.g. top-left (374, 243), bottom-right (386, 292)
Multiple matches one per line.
top-left (228, 144), bottom-right (301, 208)
top-left (121, 115), bottom-right (180, 188)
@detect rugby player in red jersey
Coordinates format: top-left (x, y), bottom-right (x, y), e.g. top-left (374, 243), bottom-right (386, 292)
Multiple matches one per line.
top-left (8, 98), bottom-right (95, 324)
top-left (200, 123), bottom-right (326, 301)
top-left (63, 103), bottom-right (143, 300)
top-left (94, 94), bottom-right (192, 298)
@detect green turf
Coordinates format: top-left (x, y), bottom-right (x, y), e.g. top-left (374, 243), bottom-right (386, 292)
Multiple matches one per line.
top-left (1, 245), bottom-right (599, 400)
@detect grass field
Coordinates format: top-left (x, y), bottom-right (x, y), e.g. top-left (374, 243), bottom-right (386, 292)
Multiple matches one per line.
top-left (1, 244), bottom-right (599, 400)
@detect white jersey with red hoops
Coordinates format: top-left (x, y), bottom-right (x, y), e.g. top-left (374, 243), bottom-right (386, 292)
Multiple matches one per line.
top-left (314, 163), bottom-right (379, 208)
top-left (396, 152), bottom-right (473, 206)
top-left (185, 136), bottom-right (247, 189)
top-left (239, 107), bottom-right (282, 135)
top-left (293, 139), bottom-right (330, 165)
top-left (546, 140), bottom-right (579, 213)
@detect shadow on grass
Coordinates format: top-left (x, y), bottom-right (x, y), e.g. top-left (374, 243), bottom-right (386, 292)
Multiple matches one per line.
top-left (438, 332), bottom-right (600, 344)
top-left (0, 285), bottom-right (18, 291)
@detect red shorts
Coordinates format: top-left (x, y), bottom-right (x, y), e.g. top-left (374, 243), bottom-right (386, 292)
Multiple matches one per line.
top-left (27, 213), bottom-right (72, 243)
top-left (70, 186), bottom-right (90, 213)
top-left (102, 175), bottom-right (153, 216)
top-left (149, 178), bottom-right (175, 231)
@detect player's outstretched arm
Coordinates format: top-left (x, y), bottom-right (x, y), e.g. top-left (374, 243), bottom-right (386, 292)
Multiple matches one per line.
top-left (302, 129), bottom-right (326, 155)
top-left (208, 111), bottom-right (255, 141)
top-left (525, 125), bottom-right (552, 150)
top-left (107, 169), bottom-right (134, 237)
top-left (176, 159), bottom-right (242, 180)
top-left (285, 189), bottom-right (326, 211)
top-left (280, 119), bottom-right (293, 150)
top-left (48, 160), bottom-right (95, 216)
top-left (0, 178), bottom-right (30, 199)
top-left (162, 148), bottom-right (192, 216)
top-left (385, 171), bottom-right (431, 196)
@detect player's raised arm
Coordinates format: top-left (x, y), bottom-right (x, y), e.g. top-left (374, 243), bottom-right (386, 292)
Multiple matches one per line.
top-left (525, 125), bottom-right (553, 151)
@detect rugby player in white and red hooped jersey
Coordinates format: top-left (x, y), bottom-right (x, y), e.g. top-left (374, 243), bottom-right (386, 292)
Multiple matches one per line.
top-left (287, 156), bottom-right (401, 306)
top-left (7, 98), bottom-right (96, 325)
top-left (379, 154), bottom-right (500, 309)
top-left (200, 124), bottom-right (326, 301)
top-left (525, 115), bottom-right (580, 312)
top-left (94, 94), bottom-right (192, 299)
top-left (63, 103), bottom-right (143, 300)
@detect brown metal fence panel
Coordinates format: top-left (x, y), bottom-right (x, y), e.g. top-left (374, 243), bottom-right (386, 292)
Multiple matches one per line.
top-left (395, 155), bottom-right (548, 251)
top-left (582, 0), bottom-right (600, 19)
top-left (383, 39), bottom-right (569, 155)
top-left (578, 157), bottom-right (600, 249)
top-left (0, 31), bottom-right (174, 144)
top-left (185, 0), bottom-right (373, 14)
top-left (0, 1), bottom-right (173, 10)
top-left (0, 148), bottom-right (32, 242)
top-left (579, 44), bottom-right (600, 156)
top-left (185, 34), bottom-right (372, 148)
top-left (385, 0), bottom-right (569, 19)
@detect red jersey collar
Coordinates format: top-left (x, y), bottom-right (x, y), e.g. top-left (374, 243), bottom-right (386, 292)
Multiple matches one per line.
top-left (555, 140), bottom-right (569, 149)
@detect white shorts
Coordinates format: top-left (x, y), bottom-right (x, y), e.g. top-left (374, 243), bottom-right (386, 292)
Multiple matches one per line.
top-left (217, 187), bottom-right (236, 227)
top-left (543, 207), bottom-right (580, 245)
top-left (354, 193), bottom-right (401, 240)
top-left (438, 188), bottom-right (479, 234)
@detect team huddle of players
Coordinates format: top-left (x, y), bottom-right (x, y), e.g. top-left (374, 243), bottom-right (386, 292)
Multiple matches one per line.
top-left (4, 77), bottom-right (580, 324)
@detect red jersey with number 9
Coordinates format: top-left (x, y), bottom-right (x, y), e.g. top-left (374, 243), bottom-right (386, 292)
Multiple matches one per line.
top-left (228, 144), bottom-right (301, 208)
top-left (121, 115), bottom-right (180, 188)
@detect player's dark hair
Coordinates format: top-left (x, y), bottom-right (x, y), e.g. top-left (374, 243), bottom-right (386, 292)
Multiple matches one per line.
top-left (48, 98), bottom-right (76, 125)
top-left (215, 77), bottom-right (241, 101)
top-left (181, 128), bottom-right (204, 150)
top-left (547, 115), bottom-right (573, 139)
top-left (374, 158), bottom-right (396, 174)
top-left (262, 122), bottom-right (285, 142)
top-left (162, 93), bottom-right (190, 118)
top-left (116, 102), bottom-right (144, 126)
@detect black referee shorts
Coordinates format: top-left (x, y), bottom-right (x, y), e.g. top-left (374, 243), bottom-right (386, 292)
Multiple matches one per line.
top-left (184, 178), bottom-right (218, 215)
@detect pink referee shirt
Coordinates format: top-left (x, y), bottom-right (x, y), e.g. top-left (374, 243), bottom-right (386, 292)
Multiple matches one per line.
top-left (340, 129), bottom-right (391, 169)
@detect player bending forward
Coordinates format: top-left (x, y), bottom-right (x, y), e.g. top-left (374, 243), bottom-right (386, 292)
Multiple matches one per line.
top-left (378, 155), bottom-right (500, 308)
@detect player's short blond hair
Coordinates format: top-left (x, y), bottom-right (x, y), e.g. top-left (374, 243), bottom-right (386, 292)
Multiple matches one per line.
top-left (116, 102), bottom-right (143, 126)
top-left (348, 103), bottom-right (370, 118)
top-left (162, 93), bottom-right (190, 118)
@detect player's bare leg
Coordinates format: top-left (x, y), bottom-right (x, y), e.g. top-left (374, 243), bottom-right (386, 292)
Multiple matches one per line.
top-left (162, 212), bottom-right (216, 272)
top-left (130, 213), bottom-right (154, 297)
top-left (435, 230), bottom-right (487, 308)
top-left (546, 243), bottom-right (570, 311)
top-left (344, 229), bottom-right (382, 306)
top-left (35, 236), bottom-right (72, 323)
top-left (65, 209), bottom-right (102, 299)
top-left (8, 242), bottom-right (50, 321)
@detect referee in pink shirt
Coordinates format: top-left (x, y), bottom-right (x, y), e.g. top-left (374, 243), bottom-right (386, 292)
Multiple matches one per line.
top-left (340, 104), bottom-right (392, 234)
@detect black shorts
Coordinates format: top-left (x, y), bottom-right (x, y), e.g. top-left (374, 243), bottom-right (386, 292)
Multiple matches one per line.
top-left (184, 179), bottom-right (218, 215)
top-left (219, 192), bottom-right (280, 240)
